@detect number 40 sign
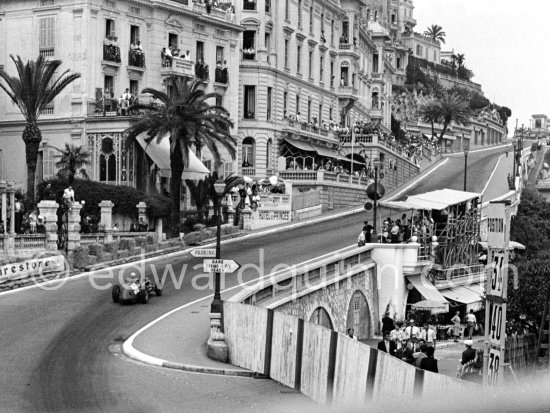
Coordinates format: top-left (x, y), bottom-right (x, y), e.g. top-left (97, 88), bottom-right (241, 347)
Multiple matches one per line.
top-left (489, 302), bottom-right (505, 347)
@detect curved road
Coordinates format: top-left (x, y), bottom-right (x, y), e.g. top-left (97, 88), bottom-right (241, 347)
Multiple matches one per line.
top-left (0, 147), bottom-right (506, 412)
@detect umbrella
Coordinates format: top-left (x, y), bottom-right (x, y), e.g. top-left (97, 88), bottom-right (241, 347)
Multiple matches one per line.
top-left (411, 300), bottom-right (446, 311)
top-left (243, 176), bottom-right (254, 184)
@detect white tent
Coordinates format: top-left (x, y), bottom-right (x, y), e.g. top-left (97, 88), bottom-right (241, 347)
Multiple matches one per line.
top-left (135, 132), bottom-right (210, 179)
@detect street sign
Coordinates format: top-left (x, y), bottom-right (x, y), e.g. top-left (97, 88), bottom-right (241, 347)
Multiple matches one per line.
top-left (190, 248), bottom-right (216, 258)
top-left (203, 259), bottom-right (240, 274)
top-left (488, 251), bottom-right (506, 298)
top-left (366, 183), bottom-right (385, 201)
top-left (489, 302), bottom-right (506, 347)
top-left (487, 348), bottom-right (502, 385)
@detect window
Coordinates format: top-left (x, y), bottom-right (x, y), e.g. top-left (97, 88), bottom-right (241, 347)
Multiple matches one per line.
top-left (373, 54), bottom-right (379, 72)
top-left (243, 31), bottom-right (256, 60)
top-left (242, 137), bottom-right (255, 166)
top-left (267, 87), bottom-right (272, 121)
top-left (309, 6), bottom-right (314, 33)
top-left (130, 25), bottom-right (140, 44)
top-left (297, 44), bottom-right (302, 73)
top-left (329, 107), bottom-right (333, 121)
top-left (104, 75), bottom-right (114, 96)
top-left (265, 32), bottom-right (271, 63)
top-left (319, 55), bottom-right (324, 82)
top-left (391, 13), bottom-right (396, 23)
top-left (298, 0), bottom-right (302, 27)
top-left (196, 40), bottom-right (204, 61)
top-left (308, 50), bottom-right (313, 79)
top-left (99, 137), bottom-right (117, 182)
top-left (265, 0), bottom-right (271, 13)
top-left (284, 39), bottom-right (289, 68)
top-left (396, 56), bottom-right (401, 69)
top-left (106, 19), bottom-right (116, 38)
top-left (318, 104), bottom-right (323, 123)
top-left (266, 139), bottom-right (273, 169)
top-left (285, 0), bottom-right (290, 20)
top-left (244, 86), bottom-right (256, 119)
top-left (39, 17), bottom-right (55, 57)
top-left (216, 94), bottom-right (223, 106)
top-left (416, 45), bottom-right (422, 56)
top-left (216, 46), bottom-right (224, 65)
top-left (129, 80), bottom-right (139, 97)
top-left (307, 100), bottom-right (312, 122)
top-left (243, 0), bottom-right (256, 11)
top-left (283, 91), bottom-right (288, 115)
top-left (330, 20), bottom-right (334, 45)
top-left (296, 94), bottom-right (300, 116)
top-left (330, 60), bottom-right (334, 87)
top-left (340, 67), bottom-right (349, 86)
top-left (42, 148), bottom-right (58, 180)
top-left (342, 20), bottom-right (349, 42)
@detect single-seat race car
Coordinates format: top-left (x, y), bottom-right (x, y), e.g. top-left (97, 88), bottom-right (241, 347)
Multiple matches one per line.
top-left (111, 272), bottom-right (163, 304)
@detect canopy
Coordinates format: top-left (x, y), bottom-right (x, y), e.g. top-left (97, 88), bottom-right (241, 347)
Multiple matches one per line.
top-left (283, 137), bottom-right (316, 152)
top-left (381, 189), bottom-right (481, 211)
top-left (407, 275), bottom-right (449, 314)
top-left (478, 241), bottom-right (526, 251)
top-left (310, 143), bottom-right (350, 162)
top-left (440, 283), bottom-right (484, 313)
top-left (135, 132), bottom-right (210, 179)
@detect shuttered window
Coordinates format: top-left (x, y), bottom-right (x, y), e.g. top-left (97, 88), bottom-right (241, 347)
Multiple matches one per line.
top-left (39, 17), bottom-right (55, 56)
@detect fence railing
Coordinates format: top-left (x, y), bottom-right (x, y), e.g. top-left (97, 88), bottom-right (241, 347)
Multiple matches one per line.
top-left (292, 189), bottom-right (321, 211)
top-left (14, 234), bottom-right (47, 250)
top-left (279, 170), bottom-right (372, 187)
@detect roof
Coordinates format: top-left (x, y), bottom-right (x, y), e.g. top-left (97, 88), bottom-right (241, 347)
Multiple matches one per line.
top-left (283, 137), bottom-right (316, 152)
top-left (135, 132), bottom-right (210, 179)
top-left (381, 189), bottom-right (481, 211)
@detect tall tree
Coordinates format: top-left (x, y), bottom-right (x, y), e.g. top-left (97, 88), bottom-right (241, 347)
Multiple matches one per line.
top-left (423, 24), bottom-right (446, 43)
top-left (55, 143), bottom-right (91, 184)
top-left (125, 77), bottom-right (236, 237)
top-left (0, 55), bottom-right (81, 204)
top-left (455, 53), bottom-right (465, 68)
top-left (419, 93), bottom-right (472, 142)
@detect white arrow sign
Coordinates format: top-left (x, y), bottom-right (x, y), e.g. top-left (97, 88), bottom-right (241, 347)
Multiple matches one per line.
top-left (190, 248), bottom-right (217, 258)
top-left (203, 259), bottom-right (240, 274)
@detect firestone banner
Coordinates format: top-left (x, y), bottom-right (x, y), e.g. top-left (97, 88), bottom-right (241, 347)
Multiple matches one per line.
top-left (0, 255), bottom-right (65, 284)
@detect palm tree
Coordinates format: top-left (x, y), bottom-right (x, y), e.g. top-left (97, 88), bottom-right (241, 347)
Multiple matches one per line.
top-left (55, 143), bottom-right (91, 184)
top-left (420, 94), bottom-right (471, 143)
top-left (436, 93), bottom-right (471, 141)
top-left (125, 76), bottom-right (236, 236)
top-left (185, 178), bottom-right (211, 221)
top-left (0, 55), bottom-right (81, 204)
top-left (424, 25), bottom-right (446, 44)
top-left (455, 54), bottom-right (465, 68)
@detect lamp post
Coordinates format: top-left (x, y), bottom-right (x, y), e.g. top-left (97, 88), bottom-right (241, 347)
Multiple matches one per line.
top-left (463, 148), bottom-right (469, 192)
top-left (210, 179), bottom-right (226, 315)
top-left (512, 138), bottom-right (518, 182)
top-left (372, 158), bottom-right (382, 242)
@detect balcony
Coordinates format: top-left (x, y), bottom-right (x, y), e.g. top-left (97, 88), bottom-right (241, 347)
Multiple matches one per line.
top-left (160, 57), bottom-right (194, 78)
top-left (214, 67), bottom-right (229, 89)
top-left (338, 43), bottom-right (359, 59)
top-left (242, 50), bottom-right (256, 60)
top-left (338, 85), bottom-right (358, 103)
top-left (192, 2), bottom-right (232, 21)
top-left (128, 49), bottom-right (145, 69)
top-left (281, 118), bottom-right (336, 141)
top-left (39, 48), bottom-right (55, 58)
top-left (103, 44), bottom-right (121, 65)
top-left (370, 108), bottom-right (383, 118)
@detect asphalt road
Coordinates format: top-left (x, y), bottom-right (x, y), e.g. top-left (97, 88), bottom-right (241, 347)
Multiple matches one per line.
top-left (0, 147), bottom-right (506, 412)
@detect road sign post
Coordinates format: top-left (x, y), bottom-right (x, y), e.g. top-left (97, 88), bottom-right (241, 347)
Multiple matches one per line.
top-left (190, 248), bottom-right (217, 258)
top-left (203, 259), bottom-right (240, 274)
top-left (483, 202), bottom-right (511, 386)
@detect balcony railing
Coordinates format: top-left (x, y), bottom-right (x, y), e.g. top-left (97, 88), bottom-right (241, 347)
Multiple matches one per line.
top-left (279, 170), bottom-right (371, 188)
top-left (39, 48), bottom-right (55, 58)
top-left (242, 167), bottom-right (256, 176)
top-left (192, 3), bottom-right (232, 21)
top-left (281, 118), bottom-right (336, 141)
top-left (103, 44), bottom-right (121, 63)
top-left (160, 57), bottom-right (194, 78)
top-left (128, 50), bottom-right (145, 68)
top-left (214, 67), bottom-right (229, 84)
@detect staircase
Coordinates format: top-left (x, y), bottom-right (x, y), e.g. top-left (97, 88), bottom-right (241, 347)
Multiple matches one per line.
top-left (536, 286), bottom-right (550, 368)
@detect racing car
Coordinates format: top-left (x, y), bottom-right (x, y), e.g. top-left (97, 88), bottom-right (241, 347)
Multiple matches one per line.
top-left (111, 272), bottom-right (163, 304)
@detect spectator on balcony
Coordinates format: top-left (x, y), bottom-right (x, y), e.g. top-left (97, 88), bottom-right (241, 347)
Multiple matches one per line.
top-left (162, 47), bottom-right (172, 66)
top-left (340, 33), bottom-right (348, 44)
top-left (183, 50), bottom-right (191, 61)
top-left (215, 60), bottom-right (223, 83)
top-left (296, 112), bottom-right (302, 123)
top-left (221, 60), bottom-right (229, 83)
top-left (103, 88), bottom-right (112, 114)
top-left (205, 0), bottom-right (212, 13)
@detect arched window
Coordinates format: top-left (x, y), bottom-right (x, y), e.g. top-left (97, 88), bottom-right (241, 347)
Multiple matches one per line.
top-left (242, 137), bottom-right (255, 167)
top-left (99, 137), bottom-right (117, 182)
top-left (266, 138), bottom-right (273, 169)
top-left (310, 307), bottom-right (334, 330)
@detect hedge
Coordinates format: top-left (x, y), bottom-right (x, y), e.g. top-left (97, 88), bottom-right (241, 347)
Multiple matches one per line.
top-left (37, 179), bottom-right (171, 219)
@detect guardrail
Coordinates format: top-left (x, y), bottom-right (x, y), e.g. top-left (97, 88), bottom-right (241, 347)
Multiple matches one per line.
top-left (14, 234), bottom-right (47, 250)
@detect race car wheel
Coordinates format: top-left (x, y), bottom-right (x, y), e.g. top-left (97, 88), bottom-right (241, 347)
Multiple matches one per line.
top-left (155, 285), bottom-right (163, 296)
top-left (112, 285), bottom-right (121, 303)
top-left (139, 289), bottom-right (149, 304)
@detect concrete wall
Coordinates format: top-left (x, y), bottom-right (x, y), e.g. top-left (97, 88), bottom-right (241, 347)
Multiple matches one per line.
top-left (223, 300), bottom-right (471, 407)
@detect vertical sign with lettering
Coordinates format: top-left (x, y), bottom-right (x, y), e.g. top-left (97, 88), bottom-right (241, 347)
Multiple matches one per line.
top-left (483, 202), bottom-right (511, 386)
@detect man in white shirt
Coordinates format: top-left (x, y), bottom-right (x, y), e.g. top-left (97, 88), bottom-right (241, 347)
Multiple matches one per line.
top-left (465, 309), bottom-right (477, 339)
top-left (390, 321), bottom-right (406, 348)
top-left (404, 319), bottom-right (420, 340)
top-left (420, 323), bottom-right (437, 348)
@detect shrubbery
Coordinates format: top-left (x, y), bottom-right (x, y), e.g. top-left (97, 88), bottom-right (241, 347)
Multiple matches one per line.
top-left (37, 178), bottom-right (171, 219)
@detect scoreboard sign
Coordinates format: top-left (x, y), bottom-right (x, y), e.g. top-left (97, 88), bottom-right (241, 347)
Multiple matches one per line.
top-left (488, 251), bottom-right (506, 298)
top-left (486, 203), bottom-right (508, 249)
top-left (488, 302), bottom-right (506, 347)
top-left (487, 348), bottom-right (502, 385)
